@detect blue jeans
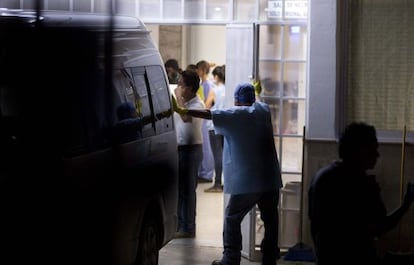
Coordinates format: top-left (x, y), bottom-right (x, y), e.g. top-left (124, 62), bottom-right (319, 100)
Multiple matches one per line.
top-left (209, 130), bottom-right (223, 186)
top-left (177, 144), bottom-right (203, 233)
top-left (222, 189), bottom-right (280, 265)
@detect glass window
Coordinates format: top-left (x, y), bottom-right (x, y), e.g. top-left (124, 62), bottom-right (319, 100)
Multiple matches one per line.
top-left (283, 25), bottom-right (307, 60)
top-left (131, 67), bottom-right (156, 137)
top-left (281, 173), bottom-right (301, 187)
top-left (282, 99), bottom-right (305, 135)
top-left (259, 25), bottom-right (282, 60)
top-left (164, 0), bottom-right (182, 19)
top-left (207, 0), bottom-right (229, 20)
top-left (112, 69), bottom-right (144, 144)
top-left (94, 1), bottom-right (110, 13)
top-left (184, 0), bottom-right (204, 20)
top-left (283, 62), bottom-right (306, 98)
top-left (0, 0), bottom-right (20, 9)
top-left (117, 0), bottom-right (137, 16)
top-left (73, 0), bottom-right (91, 12)
top-left (22, 0), bottom-right (36, 9)
top-left (281, 137), bottom-right (302, 172)
top-left (259, 61), bottom-right (282, 97)
top-left (145, 65), bottom-right (173, 134)
top-left (47, 0), bottom-right (70, 10)
top-left (140, 0), bottom-right (161, 19)
top-left (234, 0), bottom-right (257, 21)
top-left (262, 99), bottom-right (281, 134)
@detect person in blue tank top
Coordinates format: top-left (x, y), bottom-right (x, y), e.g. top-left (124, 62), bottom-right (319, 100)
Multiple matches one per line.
top-left (172, 82), bottom-right (283, 265)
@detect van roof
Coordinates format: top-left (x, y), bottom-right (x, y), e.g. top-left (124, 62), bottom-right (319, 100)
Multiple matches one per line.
top-left (0, 8), bottom-right (148, 31)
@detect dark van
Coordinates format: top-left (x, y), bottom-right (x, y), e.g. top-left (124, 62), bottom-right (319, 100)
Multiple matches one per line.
top-left (0, 9), bottom-right (178, 265)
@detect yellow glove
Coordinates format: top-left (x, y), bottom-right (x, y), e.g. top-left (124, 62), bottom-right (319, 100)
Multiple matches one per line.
top-left (171, 95), bottom-right (188, 115)
top-left (252, 79), bottom-right (262, 96)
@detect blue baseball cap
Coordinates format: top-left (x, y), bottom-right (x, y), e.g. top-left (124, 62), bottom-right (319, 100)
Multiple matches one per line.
top-left (234, 83), bottom-right (255, 104)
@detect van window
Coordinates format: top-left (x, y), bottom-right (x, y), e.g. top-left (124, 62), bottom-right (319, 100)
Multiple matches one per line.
top-left (145, 65), bottom-right (173, 134)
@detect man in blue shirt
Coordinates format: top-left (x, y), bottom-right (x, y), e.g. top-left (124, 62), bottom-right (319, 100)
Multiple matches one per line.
top-left (173, 83), bottom-right (283, 265)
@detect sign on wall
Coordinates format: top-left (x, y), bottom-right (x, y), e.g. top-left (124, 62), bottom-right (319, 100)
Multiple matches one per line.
top-left (266, 0), bottom-right (308, 19)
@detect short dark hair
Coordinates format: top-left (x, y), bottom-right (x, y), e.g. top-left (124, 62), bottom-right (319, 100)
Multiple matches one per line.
top-left (212, 65), bottom-right (225, 83)
top-left (180, 70), bottom-right (200, 94)
top-left (338, 122), bottom-right (377, 160)
top-left (165, 58), bottom-right (180, 71)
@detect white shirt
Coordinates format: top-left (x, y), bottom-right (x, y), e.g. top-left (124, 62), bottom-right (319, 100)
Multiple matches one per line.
top-left (206, 83), bottom-right (226, 131)
top-left (174, 95), bottom-right (205, 146)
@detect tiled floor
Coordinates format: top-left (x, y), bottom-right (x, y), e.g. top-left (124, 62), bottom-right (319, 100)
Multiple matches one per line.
top-left (159, 182), bottom-right (315, 265)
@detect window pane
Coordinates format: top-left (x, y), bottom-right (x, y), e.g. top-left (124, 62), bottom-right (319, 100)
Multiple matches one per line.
top-left (94, 1), bottom-right (110, 13)
top-left (73, 0), bottom-right (91, 12)
top-left (164, 0), bottom-right (182, 19)
top-left (259, 62), bottom-right (282, 97)
top-left (1, 0), bottom-right (20, 9)
top-left (259, 25), bottom-right (282, 60)
top-left (281, 136), bottom-right (302, 172)
top-left (284, 25), bottom-right (307, 60)
top-left (282, 99), bottom-right (305, 135)
top-left (234, 0), bottom-right (256, 21)
top-left (22, 0), bottom-right (35, 9)
top-left (281, 173), bottom-right (301, 187)
top-left (117, 0), bottom-right (137, 16)
top-left (283, 62), bottom-right (306, 98)
top-left (262, 99), bottom-right (280, 134)
top-left (207, 0), bottom-right (229, 20)
top-left (184, 0), bottom-right (203, 20)
top-left (140, 0), bottom-right (160, 19)
top-left (48, 0), bottom-right (70, 11)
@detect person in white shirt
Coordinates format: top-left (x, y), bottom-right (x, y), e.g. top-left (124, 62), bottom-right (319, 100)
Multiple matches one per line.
top-left (173, 70), bottom-right (205, 238)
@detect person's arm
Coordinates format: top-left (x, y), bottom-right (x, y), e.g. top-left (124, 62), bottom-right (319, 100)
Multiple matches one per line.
top-left (370, 184), bottom-right (414, 236)
top-left (171, 95), bottom-right (212, 120)
top-left (187, 109), bottom-right (212, 119)
top-left (205, 89), bottom-right (216, 109)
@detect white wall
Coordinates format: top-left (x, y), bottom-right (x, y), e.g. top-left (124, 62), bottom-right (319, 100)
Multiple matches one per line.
top-left (146, 24), bottom-right (159, 48)
top-left (306, 0), bottom-right (337, 140)
top-left (186, 25), bottom-right (226, 69)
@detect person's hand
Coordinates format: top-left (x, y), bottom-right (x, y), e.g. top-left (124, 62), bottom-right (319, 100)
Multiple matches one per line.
top-left (171, 95), bottom-right (188, 115)
top-left (252, 79), bottom-right (262, 96)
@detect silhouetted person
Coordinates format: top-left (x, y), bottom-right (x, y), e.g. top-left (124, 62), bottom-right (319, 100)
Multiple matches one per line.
top-left (308, 122), bottom-right (414, 265)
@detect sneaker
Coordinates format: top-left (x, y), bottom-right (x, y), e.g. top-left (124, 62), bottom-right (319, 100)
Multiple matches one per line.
top-left (173, 231), bottom-right (195, 239)
top-left (211, 260), bottom-right (223, 265)
top-left (204, 185), bottom-right (223, 193)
